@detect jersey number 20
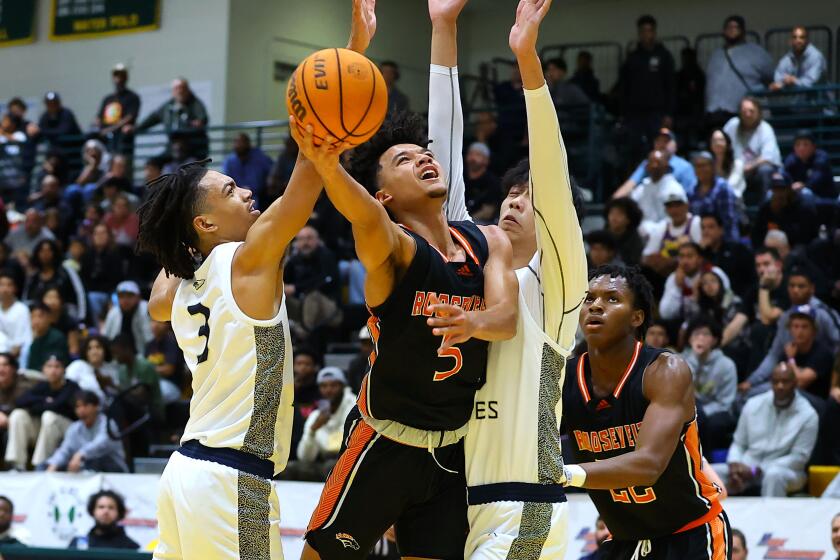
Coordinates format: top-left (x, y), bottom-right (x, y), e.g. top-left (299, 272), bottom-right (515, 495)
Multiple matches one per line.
top-left (187, 303), bottom-right (211, 364)
top-left (610, 486), bottom-right (657, 504)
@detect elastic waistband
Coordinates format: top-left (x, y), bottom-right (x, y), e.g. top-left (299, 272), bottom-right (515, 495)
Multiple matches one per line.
top-left (178, 440), bottom-right (274, 479)
top-left (361, 413), bottom-right (467, 449)
top-left (467, 482), bottom-right (567, 505)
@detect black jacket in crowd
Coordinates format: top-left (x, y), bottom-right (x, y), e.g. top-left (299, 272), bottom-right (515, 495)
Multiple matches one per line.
top-left (68, 524), bottom-right (139, 550)
top-left (619, 43), bottom-right (676, 115)
top-left (15, 379), bottom-right (80, 420)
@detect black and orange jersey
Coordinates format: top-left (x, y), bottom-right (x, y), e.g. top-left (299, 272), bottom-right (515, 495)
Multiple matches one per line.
top-left (358, 221), bottom-right (490, 431)
top-left (563, 342), bottom-right (723, 541)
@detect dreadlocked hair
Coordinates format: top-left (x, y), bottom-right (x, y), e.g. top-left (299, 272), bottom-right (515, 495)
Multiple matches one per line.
top-left (346, 111), bottom-right (429, 195)
top-left (136, 159), bottom-right (211, 279)
top-left (588, 264), bottom-right (654, 340)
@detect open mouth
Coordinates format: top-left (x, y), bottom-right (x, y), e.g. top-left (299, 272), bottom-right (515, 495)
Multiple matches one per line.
top-left (248, 201), bottom-right (260, 215)
top-left (585, 316), bottom-right (605, 327)
top-left (419, 164), bottom-right (439, 181)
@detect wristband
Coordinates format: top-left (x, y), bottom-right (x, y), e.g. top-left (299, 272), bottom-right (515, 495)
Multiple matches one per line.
top-left (563, 464), bottom-right (587, 487)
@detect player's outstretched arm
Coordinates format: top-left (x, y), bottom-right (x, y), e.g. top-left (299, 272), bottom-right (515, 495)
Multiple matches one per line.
top-left (565, 353), bottom-right (696, 489)
top-left (510, 0), bottom-right (588, 348)
top-left (292, 122), bottom-right (414, 307)
top-left (428, 0), bottom-right (470, 222)
top-left (427, 225), bottom-right (518, 349)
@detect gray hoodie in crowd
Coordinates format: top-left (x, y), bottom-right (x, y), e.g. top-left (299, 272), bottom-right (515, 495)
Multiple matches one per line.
top-left (682, 348), bottom-right (737, 416)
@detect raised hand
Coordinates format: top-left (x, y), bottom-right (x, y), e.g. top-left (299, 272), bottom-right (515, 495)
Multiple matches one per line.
top-left (289, 116), bottom-right (349, 176)
top-left (348, 0), bottom-right (377, 54)
top-left (509, 0), bottom-right (552, 56)
top-left (428, 0), bottom-right (469, 24)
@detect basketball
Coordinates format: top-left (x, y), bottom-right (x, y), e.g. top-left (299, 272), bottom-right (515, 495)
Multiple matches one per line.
top-left (286, 48), bottom-right (388, 146)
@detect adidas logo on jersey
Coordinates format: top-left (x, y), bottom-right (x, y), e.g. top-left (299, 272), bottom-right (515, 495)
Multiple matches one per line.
top-left (193, 279), bottom-right (206, 291)
top-left (596, 399), bottom-right (611, 411)
top-left (335, 533), bottom-right (360, 550)
top-left (456, 264), bottom-right (473, 277)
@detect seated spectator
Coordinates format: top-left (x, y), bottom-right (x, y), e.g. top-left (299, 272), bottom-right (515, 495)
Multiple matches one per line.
top-left (0, 113), bottom-right (29, 207)
top-left (21, 303), bottom-right (68, 371)
top-left (764, 229), bottom-right (829, 298)
top-left (747, 246), bottom-right (790, 327)
top-left (97, 175), bottom-right (139, 214)
top-left (684, 267), bottom-right (750, 373)
top-left (380, 61), bottom-right (409, 116)
top-left (752, 172), bottom-right (819, 249)
top-left (0, 273), bottom-right (32, 358)
top-left (143, 156), bottom-right (164, 187)
top-left (22, 239), bottom-right (80, 310)
top-left (68, 490), bottom-right (139, 550)
top-left (0, 353), bottom-right (35, 461)
top-left (288, 367), bottom-right (356, 481)
top-left (614, 129), bottom-right (697, 198)
top-left (783, 130), bottom-right (836, 200)
top-left (627, 150), bottom-right (686, 235)
top-left (464, 142), bottom-right (502, 223)
top-left (111, 334), bottom-right (163, 423)
top-left (714, 363), bottom-right (817, 496)
top-left (770, 27), bottom-right (826, 91)
top-left (745, 304), bottom-right (835, 399)
top-left (283, 225), bottom-right (342, 332)
top-left (0, 495), bottom-right (23, 545)
top-left (30, 92), bottom-right (83, 171)
top-left (682, 317), bottom-right (737, 450)
top-left (659, 242), bottom-right (704, 322)
top-left (80, 224), bottom-right (124, 324)
top-left (709, 129), bottom-right (746, 200)
top-left (5, 209), bottom-right (55, 264)
top-left (134, 78), bottom-right (208, 159)
top-left (145, 320), bottom-right (184, 404)
top-left (102, 281), bottom-right (153, 355)
top-left (722, 97), bottom-right (781, 202)
top-left (41, 288), bottom-right (80, 357)
top-left (293, 347), bottom-right (322, 419)
top-left (104, 194), bottom-right (139, 248)
top-left (160, 136), bottom-right (198, 175)
top-left (604, 198), bottom-right (644, 266)
top-left (579, 516), bottom-right (609, 560)
top-left (4, 355), bottom-right (78, 470)
top-left (94, 63), bottom-right (141, 156)
top-left (346, 326), bottom-right (373, 394)
top-left (44, 390), bottom-right (126, 472)
top-left (642, 189), bottom-right (701, 279)
top-left (587, 230), bottom-right (621, 269)
top-left (731, 529), bottom-right (748, 560)
top-left (700, 213), bottom-right (755, 299)
top-left (265, 136), bottom-right (298, 207)
top-left (222, 133), bottom-right (273, 209)
top-left (688, 151), bottom-right (739, 240)
top-left (570, 50), bottom-right (600, 102)
top-left (705, 15), bottom-right (773, 126)
top-left (66, 335), bottom-right (119, 404)
top-left (73, 139), bottom-right (109, 188)
top-left (30, 175), bottom-right (74, 236)
top-left (644, 321), bottom-right (673, 351)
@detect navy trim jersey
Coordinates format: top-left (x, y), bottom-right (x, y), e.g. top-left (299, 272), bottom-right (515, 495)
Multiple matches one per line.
top-left (563, 342), bottom-right (723, 541)
top-left (358, 221), bottom-right (490, 431)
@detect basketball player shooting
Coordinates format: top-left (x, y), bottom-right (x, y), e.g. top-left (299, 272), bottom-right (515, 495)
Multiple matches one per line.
top-left (563, 265), bottom-right (731, 560)
top-left (426, 0), bottom-right (588, 557)
top-left (291, 6), bottom-right (519, 559)
top-left (137, 4), bottom-right (377, 558)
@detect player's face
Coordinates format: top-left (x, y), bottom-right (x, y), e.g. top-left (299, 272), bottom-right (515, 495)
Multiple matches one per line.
top-left (196, 171), bottom-right (260, 243)
top-left (581, 275), bottom-right (643, 347)
top-left (375, 145), bottom-right (446, 213)
top-left (498, 182), bottom-right (536, 249)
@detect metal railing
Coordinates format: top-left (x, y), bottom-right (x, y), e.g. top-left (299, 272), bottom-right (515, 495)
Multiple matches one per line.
top-left (540, 41), bottom-right (623, 93)
top-left (695, 31), bottom-right (762, 71)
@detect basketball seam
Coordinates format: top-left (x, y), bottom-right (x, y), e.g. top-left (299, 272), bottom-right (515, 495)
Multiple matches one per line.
top-left (335, 48), bottom-right (351, 141)
top-left (343, 59), bottom-right (382, 138)
top-left (300, 55), bottom-right (340, 142)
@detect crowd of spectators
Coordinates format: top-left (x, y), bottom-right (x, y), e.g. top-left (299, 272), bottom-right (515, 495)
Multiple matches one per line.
top-left (0, 11), bottom-right (837, 524)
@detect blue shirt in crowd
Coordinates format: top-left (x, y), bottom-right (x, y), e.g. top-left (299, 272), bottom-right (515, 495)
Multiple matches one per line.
top-left (630, 153), bottom-right (697, 195)
top-left (784, 148), bottom-right (837, 199)
top-left (688, 177), bottom-right (740, 241)
top-left (222, 147), bottom-right (274, 208)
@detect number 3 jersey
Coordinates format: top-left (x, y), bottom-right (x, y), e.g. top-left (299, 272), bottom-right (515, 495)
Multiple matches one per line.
top-left (171, 241), bottom-right (294, 475)
top-left (359, 221), bottom-right (489, 432)
top-left (563, 343), bottom-right (723, 541)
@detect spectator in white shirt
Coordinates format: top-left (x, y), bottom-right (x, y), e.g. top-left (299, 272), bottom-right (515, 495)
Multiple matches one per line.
top-left (659, 241), bottom-right (705, 322)
top-left (642, 189), bottom-right (702, 280)
top-left (0, 272), bottom-right (32, 358)
top-left (722, 97), bottom-right (781, 203)
top-left (713, 363), bottom-right (818, 496)
top-left (286, 367), bottom-right (357, 482)
top-left (628, 150), bottom-right (687, 237)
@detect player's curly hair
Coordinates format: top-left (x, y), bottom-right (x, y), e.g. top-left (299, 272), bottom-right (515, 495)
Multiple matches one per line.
top-left (588, 264), bottom-right (654, 339)
top-left (346, 112), bottom-right (429, 195)
top-left (136, 160), bottom-right (211, 280)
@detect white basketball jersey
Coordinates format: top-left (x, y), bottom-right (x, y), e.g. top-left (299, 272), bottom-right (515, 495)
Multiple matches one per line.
top-left (172, 242), bottom-right (294, 475)
top-left (464, 259), bottom-right (574, 488)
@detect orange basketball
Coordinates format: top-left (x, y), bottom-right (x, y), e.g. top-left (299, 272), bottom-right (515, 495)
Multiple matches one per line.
top-left (286, 48), bottom-right (388, 146)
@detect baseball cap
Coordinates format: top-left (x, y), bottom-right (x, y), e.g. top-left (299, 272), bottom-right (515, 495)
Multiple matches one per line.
top-left (44, 91), bottom-right (60, 102)
top-left (691, 150), bottom-right (715, 163)
top-left (789, 304), bottom-right (817, 325)
top-left (116, 280), bottom-right (141, 295)
top-left (358, 326), bottom-right (371, 341)
top-left (794, 128), bottom-right (815, 142)
top-left (112, 63), bottom-right (128, 74)
top-left (655, 128), bottom-right (675, 141)
top-left (770, 172), bottom-right (791, 189)
top-left (467, 142), bottom-right (491, 158)
top-left (317, 366), bottom-right (347, 385)
top-left (663, 189), bottom-right (688, 205)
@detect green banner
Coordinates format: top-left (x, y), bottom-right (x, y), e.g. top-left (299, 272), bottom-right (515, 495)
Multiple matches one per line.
top-left (50, 0), bottom-right (159, 40)
top-left (0, 1), bottom-right (37, 47)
